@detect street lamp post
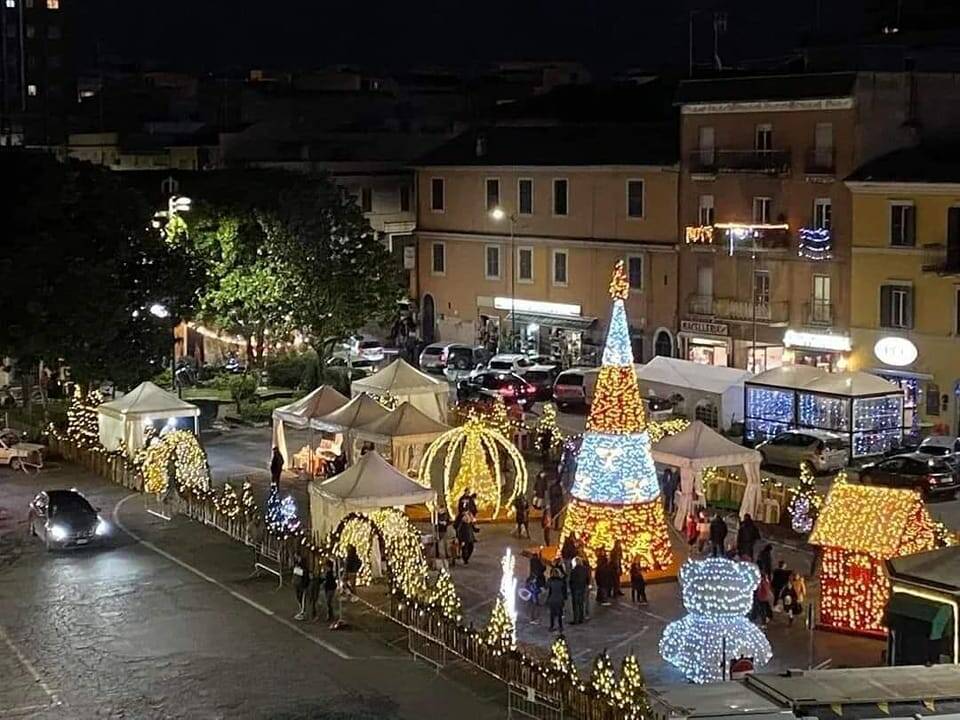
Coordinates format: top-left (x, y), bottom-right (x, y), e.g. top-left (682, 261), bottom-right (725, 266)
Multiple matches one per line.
top-left (490, 206), bottom-right (518, 351)
top-left (149, 303), bottom-right (178, 397)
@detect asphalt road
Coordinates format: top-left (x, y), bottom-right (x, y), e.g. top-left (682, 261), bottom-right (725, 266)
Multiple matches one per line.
top-left (0, 465), bottom-right (503, 720)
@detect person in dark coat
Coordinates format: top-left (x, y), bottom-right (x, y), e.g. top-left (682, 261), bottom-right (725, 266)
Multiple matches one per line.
top-left (548, 478), bottom-right (565, 529)
top-left (456, 514), bottom-right (476, 564)
top-left (546, 567), bottom-right (568, 632)
top-left (270, 446), bottom-right (284, 486)
top-left (513, 494), bottom-right (530, 539)
top-left (306, 560), bottom-right (323, 621)
top-left (322, 559), bottom-right (338, 622)
top-left (541, 502), bottom-right (552, 546)
top-left (610, 540), bottom-right (624, 597)
top-left (757, 544), bottom-right (774, 578)
top-left (771, 560), bottom-right (791, 603)
top-left (344, 545), bottom-right (362, 598)
top-left (533, 471), bottom-right (548, 510)
top-left (629, 558), bottom-right (648, 604)
top-left (737, 514), bottom-right (761, 559)
top-left (662, 468), bottom-right (678, 514)
top-left (709, 514), bottom-right (728, 557)
top-left (569, 557), bottom-right (589, 624)
top-left (529, 548), bottom-right (547, 591)
top-left (560, 535), bottom-right (577, 574)
top-left (595, 549), bottom-right (613, 606)
top-left (292, 554), bottom-right (310, 620)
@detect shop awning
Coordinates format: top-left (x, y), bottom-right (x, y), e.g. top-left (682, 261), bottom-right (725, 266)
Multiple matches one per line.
top-left (506, 311), bottom-right (597, 330)
top-left (888, 593), bottom-right (953, 640)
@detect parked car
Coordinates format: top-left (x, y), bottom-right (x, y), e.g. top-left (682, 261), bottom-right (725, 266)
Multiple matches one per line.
top-left (916, 436), bottom-right (960, 459)
top-left (522, 364), bottom-right (561, 401)
top-left (419, 342), bottom-right (474, 374)
top-left (486, 354), bottom-right (534, 374)
top-left (457, 371), bottom-right (536, 408)
top-left (0, 429), bottom-right (43, 470)
top-left (643, 396), bottom-right (675, 422)
top-left (28, 489), bottom-right (110, 550)
top-left (343, 335), bottom-right (385, 363)
top-left (859, 452), bottom-right (960, 499)
top-left (326, 354), bottom-right (376, 381)
top-left (756, 429), bottom-right (849, 472)
top-left (552, 368), bottom-right (599, 410)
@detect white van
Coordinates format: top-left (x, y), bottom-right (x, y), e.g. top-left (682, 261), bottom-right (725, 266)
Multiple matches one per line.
top-left (552, 367), bottom-right (599, 409)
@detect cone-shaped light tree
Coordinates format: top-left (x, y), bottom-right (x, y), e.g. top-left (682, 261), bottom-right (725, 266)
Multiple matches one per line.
top-left (560, 261), bottom-right (674, 571)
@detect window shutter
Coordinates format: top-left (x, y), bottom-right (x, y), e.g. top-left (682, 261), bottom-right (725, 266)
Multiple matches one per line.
top-left (890, 207), bottom-right (901, 244)
top-left (880, 286), bottom-right (892, 327)
top-left (905, 206), bottom-right (916, 246)
top-left (905, 288), bottom-right (914, 328)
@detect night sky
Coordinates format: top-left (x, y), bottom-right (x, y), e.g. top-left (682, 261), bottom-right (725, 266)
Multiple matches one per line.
top-left (74, 0), bottom-right (874, 75)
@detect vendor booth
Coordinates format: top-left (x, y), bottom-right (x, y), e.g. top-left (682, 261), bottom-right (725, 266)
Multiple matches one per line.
top-left (745, 367), bottom-right (904, 457)
top-left (651, 420), bottom-right (763, 530)
top-left (271, 385), bottom-right (349, 468)
top-left (310, 393), bottom-right (390, 462)
top-left (308, 450), bottom-right (436, 539)
top-left (98, 381), bottom-right (200, 456)
top-left (636, 356), bottom-right (752, 430)
top-left (350, 359), bottom-right (449, 423)
top-left (352, 401), bottom-right (448, 477)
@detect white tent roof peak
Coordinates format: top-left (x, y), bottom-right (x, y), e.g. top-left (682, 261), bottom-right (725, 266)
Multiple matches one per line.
top-left (313, 451), bottom-right (434, 506)
top-left (805, 371), bottom-right (899, 397)
top-left (98, 381), bottom-right (199, 420)
top-left (351, 358), bottom-right (445, 396)
top-left (356, 401), bottom-right (448, 439)
top-left (311, 393), bottom-right (389, 432)
top-left (637, 356), bottom-right (752, 395)
top-left (272, 385), bottom-right (349, 429)
top-left (652, 420), bottom-right (762, 470)
top-left (748, 365), bottom-right (827, 390)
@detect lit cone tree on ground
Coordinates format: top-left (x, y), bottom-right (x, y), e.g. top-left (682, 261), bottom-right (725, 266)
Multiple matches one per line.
top-left (560, 261), bottom-right (674, 571)
top-left (431, 568), bottom-right (462, 621)
top-left (788, 460), bottom-right (821, 534)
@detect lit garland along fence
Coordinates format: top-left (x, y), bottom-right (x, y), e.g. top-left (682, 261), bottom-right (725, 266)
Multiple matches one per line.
top-left (45, 432), bottom-right (646, 718)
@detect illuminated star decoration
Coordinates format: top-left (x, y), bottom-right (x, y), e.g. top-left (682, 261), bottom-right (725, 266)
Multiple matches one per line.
top-left (659, 558), bottom-right (772, 683)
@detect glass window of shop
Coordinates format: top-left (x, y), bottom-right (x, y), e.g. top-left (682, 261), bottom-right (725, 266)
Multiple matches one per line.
top-left (689, 342), bottom-right (727, 367)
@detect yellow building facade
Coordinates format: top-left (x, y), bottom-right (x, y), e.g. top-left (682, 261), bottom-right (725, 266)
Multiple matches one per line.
top-left (847, 151), bottom-right (960, 435)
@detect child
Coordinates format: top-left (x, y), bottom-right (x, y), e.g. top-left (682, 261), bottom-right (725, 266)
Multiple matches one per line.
top-left (629, 558), bottom-right (648, 604)
top-left (447, 536), bottom-right (461, 566)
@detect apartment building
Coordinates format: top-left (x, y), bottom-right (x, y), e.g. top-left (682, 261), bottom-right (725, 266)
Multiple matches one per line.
top-left (413, 124), bottom-right (679, 366)
top-left (847, 144), bottom-right (960, 436)
top-left (675, 72), bottom-right (960, 372)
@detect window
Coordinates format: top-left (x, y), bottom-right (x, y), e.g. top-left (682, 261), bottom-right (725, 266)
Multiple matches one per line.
top-left (626, 179), bottom-right (645, 218)
top-left (25, 24), bottom-right (34, 38)
top-left (552, 249), bottom-right (568, 286)
top-left (553, 179), bottom-right (568, 216)
top-left (814, 198), bottom-right (832, 230)
top-left (698, 195), bottom-right (714, 226)
top-left (754, 271), bottom-right (771, 306)
top-left (695, 400), bottom-right (720, 428)
top-left (890, 202), bottom-right (915, 246)
top-left (47, 25), bottom-right (60, 39)
top-left (430, 177), bottom-right (444, 212)
top-left (399, 186), bottom-right (411, 213)
top-left (48, 54), bottom-right (60, 69)
top-left (753, 196), bottom-right (772, 224)
top-left (26, 84), bottom-right (37, 96)
top-left (812, 275), bottom-right (831, 323)
top-left (485, 245), bottom-right (501, 280)
top-left (698, 126), bottom-right (715, 164)
top-left (360, 187), bottom-right (372, 213)
top-left (46, 0), bottom-right (59, 7)
top-left (431, 242), bottom-right (445, 275)
top-left (518, 178), bottom-right (533, 215)
top-left (654, 330), bottom-right (673, 357)
top-left (880, 284), bottom-right (913, 328)
top-left (4, 1), bottom-right (15, 9)
top-left (755, 124), bottom-right (773, 152)
top-left (926, 383), bottom-right (941, 416)
top-left (485, 178), bottom-right (500, 212)
top-left (517, 246), bottom-right (534, 282)
top-left (627, 255), bottom-right (643, 292)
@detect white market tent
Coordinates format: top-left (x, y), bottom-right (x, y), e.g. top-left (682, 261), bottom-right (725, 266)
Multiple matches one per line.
top-left (353, 401), bottom-right (449, 476)
top-left (310, 393), bottom-right (391, 461)
top-left (308, 450), bottom-right (436, 539)
top-left (350, 359), bottom-right (449, 423)
top-left (636, 356), bottom-right (752, 430)
top-left (651, 420), bottom-right (763, 529)
top-left (271, 386), bottom-right (349, 465)
top-left (98, 381), bottom-right (200, 456)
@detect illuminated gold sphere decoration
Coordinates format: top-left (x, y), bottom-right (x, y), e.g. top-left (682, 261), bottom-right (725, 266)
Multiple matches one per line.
top-left (140, 430), bottom-right (210, 495)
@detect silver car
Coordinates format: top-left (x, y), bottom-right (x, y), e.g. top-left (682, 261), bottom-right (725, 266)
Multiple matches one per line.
top-left (757, 430), bottom-right (848, 472)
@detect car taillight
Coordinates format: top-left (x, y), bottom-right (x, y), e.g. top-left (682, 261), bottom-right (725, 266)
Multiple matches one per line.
top-left (440, 350), bottom-right (448, 362)
top-left (523, 384), bottom-right (535, 394)
top-left (927, 475), bottom-right (939, 485)
top-left (501, 386), bottom-right (515, 396)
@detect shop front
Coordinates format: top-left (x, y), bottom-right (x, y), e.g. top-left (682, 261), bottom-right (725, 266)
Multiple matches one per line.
top-left (679, 320), bottom-right (731, 367)
top-left (783, 328), bottom-right (852, 372)
top-left (484, 296), bottom-right (598, 366)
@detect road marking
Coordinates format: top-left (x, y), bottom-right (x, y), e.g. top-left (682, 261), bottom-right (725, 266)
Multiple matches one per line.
top-left (0, 703), bottom-right (58, 717)
top-left (112, 494), bottom-right (352, 660)
top-left (605, 625), bottom-right (649, 655)
top-left (0, 625), bottom-right (61, 708)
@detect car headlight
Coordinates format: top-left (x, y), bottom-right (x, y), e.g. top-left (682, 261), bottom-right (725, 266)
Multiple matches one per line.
top-left (49, 524), bottom-right (68, 541)
top-left (95, 518), bottom-right (109, 536)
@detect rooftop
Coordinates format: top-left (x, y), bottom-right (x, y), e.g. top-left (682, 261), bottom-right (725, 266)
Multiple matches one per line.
top-left (888, 545), bottom-right (960, 592)
top-left (847, 144), bottom-right (960, 184)
top-left (677, 72), bottom-right (857, 104)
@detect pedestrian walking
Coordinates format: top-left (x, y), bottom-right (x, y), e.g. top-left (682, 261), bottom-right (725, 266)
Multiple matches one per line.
top-left (541, 502), bottom-right (552, 546)
top-left (595, 549), bottom-right (613, 606)
top-left (523, 574), bottom-right (542, 623)
top-left (270, 446), bottom-right (284, 486)
top-left (546, 567), bottom-right (568, 632)
top-left (322, 560), bottom-right (338, 622)
top-left (779, 573), bottom-right (804, 625)
top-left (344, 544), bottom-right (362, 600)
top-left (548, 478), bottom-right (565, 530)
top-left (457, 512), bottom-right (476, 564)
top-left (629, 558), bottom-right (648, 604)
top-left (610, 539), bottom-right (624, 597)
top-left (737, 513), bottom-right (761, 559)
top-left (662, 468), bottom-right (678, 514)
top-left (751, 573), bottom-right (773, 626)
top-left (757, 544), bottom-right (774, 578)
top-left (569, 556), bottom-right (589, 624)
top-left (696, 511), bottom-right (710, 553)
top-left (513, 494), bottom-right (530, 539)
top-left (771, 560), bottom-right (791, 604)
top-left (709, 513), bottom-right (728, 558)
top-left (685, 512), bottom-right (698, 546)
top-left (306, 559), bottom-right (322, 621)
top-left (560, 535), bottom-right (577, 575)
top-left (292, 554), bottom-right (310, 620)
top-left (529, 548), bottom-right (547, 592)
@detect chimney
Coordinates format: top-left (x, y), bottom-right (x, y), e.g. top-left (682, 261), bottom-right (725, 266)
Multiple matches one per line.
top-left (475, 133), bottom-right (487, 158)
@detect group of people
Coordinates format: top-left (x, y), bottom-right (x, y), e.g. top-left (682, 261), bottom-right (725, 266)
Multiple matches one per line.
top-left (290, 544), bottom-right (363, 623)
top-left (435, 491), bottom-right (481, 565)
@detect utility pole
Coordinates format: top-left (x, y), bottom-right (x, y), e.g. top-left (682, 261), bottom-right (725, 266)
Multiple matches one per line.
top-left (688, 11), bottom-right (696, 78)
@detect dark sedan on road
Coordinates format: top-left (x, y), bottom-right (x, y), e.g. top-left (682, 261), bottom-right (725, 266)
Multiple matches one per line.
top-left (456, 371), bottom-right (537, 408)
top-left (28, 489), bottom-right (110, 550)
top-left (522, 364), bottom-right (561, 401)
top-left (859, 453), bottom-right (960, 500)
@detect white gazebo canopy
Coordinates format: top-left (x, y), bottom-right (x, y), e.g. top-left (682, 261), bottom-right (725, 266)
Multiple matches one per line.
top-left (636, 356), bottom-right (752, 430)
top-left (98, 381), bottom-right (200, 456)
top-left (308, 450), bottom-right (436, 538)
top-left (350, 359), bottom-right (449, 423)
top-left (651, 420), bottom-right (762, 529)
top-left (353, 401), bottom-right (449, 476)
top-left (310, 393), bottom-right (391, 461)
top-left (270, 385), bottom-right (349, 465)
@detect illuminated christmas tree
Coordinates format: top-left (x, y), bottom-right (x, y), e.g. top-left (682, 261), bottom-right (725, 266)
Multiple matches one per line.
top-left (265, 484), bottom-right (301, 536)
top-left (534, 402), bottom-right (565, 456)
top-left (431, 568), bottom-right (462, 621)
top-left (547, 636), bottom-right (581, 686)
top-left (560, 262), bottom-right (673, 571)
top-left (589, 652), bottom-right (618, 699)
top-left (788, 461), bottom-right (821, 534)
top-left (484, 596), bottom-right (516, 655)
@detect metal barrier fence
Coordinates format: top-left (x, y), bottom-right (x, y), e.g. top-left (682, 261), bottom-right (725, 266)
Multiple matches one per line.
top-left (509, 684), bottom-right (564, 720)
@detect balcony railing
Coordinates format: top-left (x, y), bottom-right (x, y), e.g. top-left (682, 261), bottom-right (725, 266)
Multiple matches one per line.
top-left (805, 299), bottom-right (833, 325)
top-left (922, 243), bottom-right (960, 274)
top-left (804, 148), bottom-right (835, 175)
top-left (687, 294), bottom-right (714, 316)
top-left (689, 148), bottom-right (792, 175)
top-left (714, 297), bottom-right (790, 323)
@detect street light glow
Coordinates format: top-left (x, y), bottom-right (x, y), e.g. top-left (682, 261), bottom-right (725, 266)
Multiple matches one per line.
top-left (490, 207), bottom-right (506, 221)
top-left (149, 303), bottom-right (170, 319)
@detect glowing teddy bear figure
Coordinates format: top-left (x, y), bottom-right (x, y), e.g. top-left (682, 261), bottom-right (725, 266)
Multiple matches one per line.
top-left (659, 558), bottom-right (772, 683)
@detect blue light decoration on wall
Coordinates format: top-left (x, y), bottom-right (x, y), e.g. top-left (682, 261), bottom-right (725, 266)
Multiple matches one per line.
top-left (851, 395), bottom-right (904, 457)
top-left (798, 227), bottom-right (832, 260)
top-left (744, 385), bottom-right (794, 442)
top-left (798, 392), bottom-right (851, 432)
top-left (660, 558), bottom-right (772, 683)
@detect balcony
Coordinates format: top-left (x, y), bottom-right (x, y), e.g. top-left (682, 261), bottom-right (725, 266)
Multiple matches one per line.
top-left (687, 295), bottom-right (789, 323)
top-left (922, 243), bottom-right (960, 274)
top-left (689, 148), bottom-right (792, 176)
top-left (687, 294), bottom-right (714, 316)
top-left (805, 300), bottom-right (833, 326)
top-left (715, 223), bottom-right (792, 253)
top-left (804, 148), bottom-right (835, 176)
